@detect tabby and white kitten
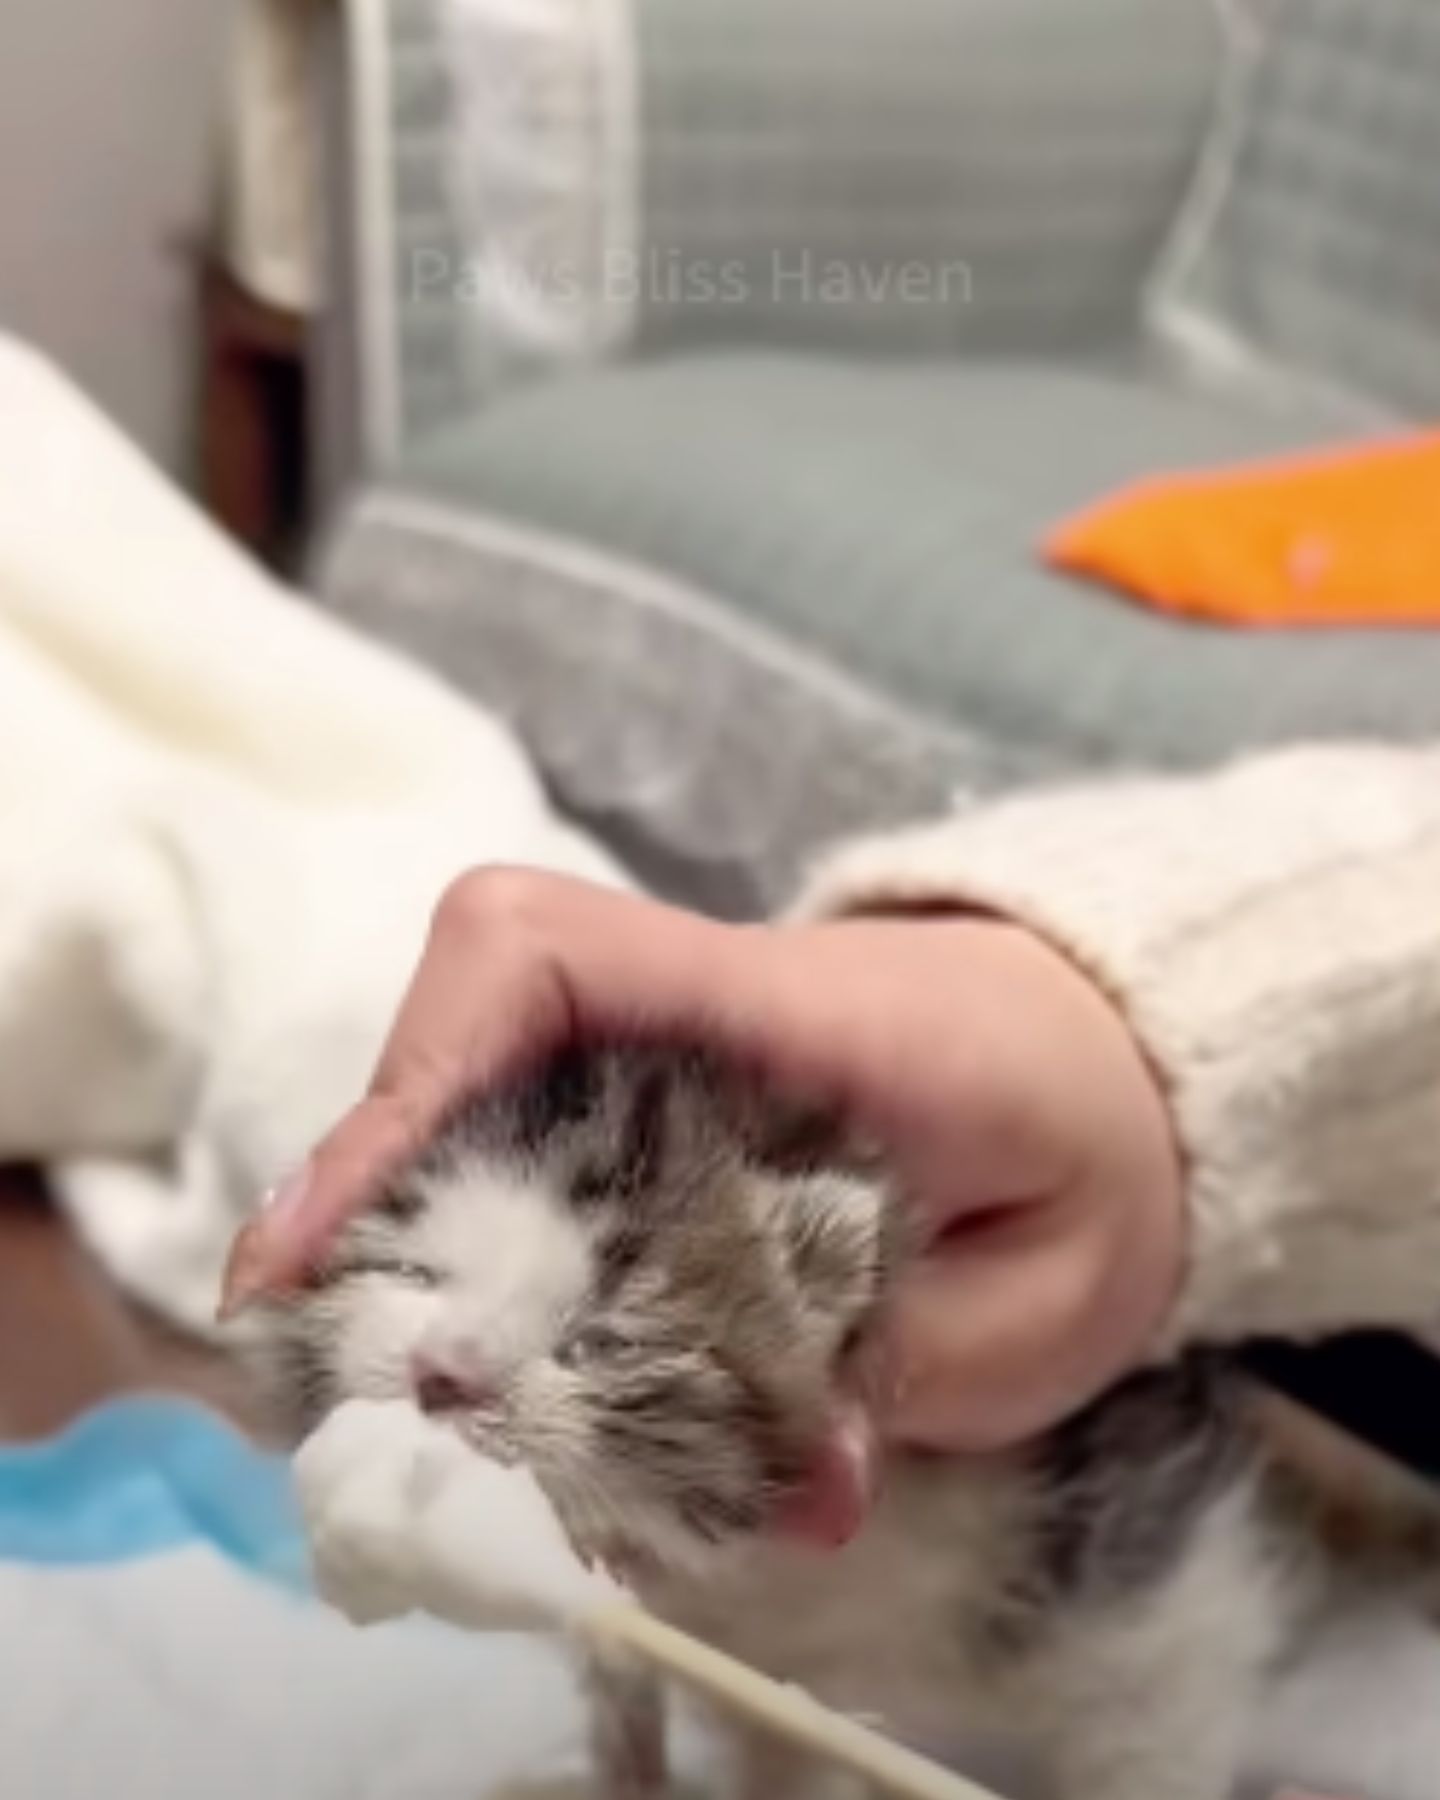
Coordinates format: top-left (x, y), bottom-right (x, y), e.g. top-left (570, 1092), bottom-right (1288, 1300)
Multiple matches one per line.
top-left (259, 1044), bottom-right (1338, 1800)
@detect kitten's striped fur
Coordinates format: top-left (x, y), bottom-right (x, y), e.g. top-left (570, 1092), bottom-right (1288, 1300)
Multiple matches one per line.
top-left (258, 1044), bottom-right (1405, 1800)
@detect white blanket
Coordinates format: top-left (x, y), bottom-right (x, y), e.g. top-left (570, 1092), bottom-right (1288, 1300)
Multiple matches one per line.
top-left (0, 337), bottom-right (628, 1333)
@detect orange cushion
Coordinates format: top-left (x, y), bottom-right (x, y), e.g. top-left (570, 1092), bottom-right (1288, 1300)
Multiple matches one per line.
top-left (1043, 432), bottom-right (1440, 628)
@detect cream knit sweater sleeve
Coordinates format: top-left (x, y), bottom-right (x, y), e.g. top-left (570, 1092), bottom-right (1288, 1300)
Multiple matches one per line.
top-left (795, 744), bottom-right (1440, 1351)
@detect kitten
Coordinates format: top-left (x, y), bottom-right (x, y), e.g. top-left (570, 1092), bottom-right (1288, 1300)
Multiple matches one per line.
top-left (255, 1044), bottom-right (1379, 1800)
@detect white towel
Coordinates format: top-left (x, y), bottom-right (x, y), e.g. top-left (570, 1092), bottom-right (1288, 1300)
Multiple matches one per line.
top-left (0, 337), bottom-right (628, 1334)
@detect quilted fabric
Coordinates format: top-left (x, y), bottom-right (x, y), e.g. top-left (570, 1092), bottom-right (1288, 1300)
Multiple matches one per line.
top-left (1153, 0), bottom-right (1440, 419)
top-left (320, 352), bottom-right (1440, 907)
top-left (385, 0), bottom-right (480, 447)
top-left (394, 353), bottom-right (1422, 753)
top-left (632, 0), bottom-right (1220, 355)
top-left (434, 0), bottom-right (637, 394)
top-left (368, 0), bottom-right (1220, 454)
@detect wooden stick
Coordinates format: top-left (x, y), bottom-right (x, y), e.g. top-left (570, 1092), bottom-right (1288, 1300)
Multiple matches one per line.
top-left (577, 1603), bottom-right (1002, 1800)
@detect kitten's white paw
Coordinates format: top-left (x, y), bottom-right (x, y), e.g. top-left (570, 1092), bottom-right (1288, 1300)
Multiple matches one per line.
top-left (293, 1399), bottom-right (435, 1622)
top-left (293, 1399), bottom-right (622, 1633)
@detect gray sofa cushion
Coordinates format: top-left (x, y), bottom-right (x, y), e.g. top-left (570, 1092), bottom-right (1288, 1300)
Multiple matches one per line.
top-left (389, 350), bottom-right (1440, 769)
top-left (322, 487), bottom-right (991, 913)
top-left (1153, 0), bottom-right (1440, 419)
top-left (320, 349), bottom-right (1440, 908)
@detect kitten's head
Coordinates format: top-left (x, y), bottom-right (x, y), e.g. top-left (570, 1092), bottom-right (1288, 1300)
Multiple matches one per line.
top-left (261, 1046), bottom-right (895, 1576)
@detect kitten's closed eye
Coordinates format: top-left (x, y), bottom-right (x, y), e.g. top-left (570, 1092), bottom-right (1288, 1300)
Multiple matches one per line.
top-left (323, 1256), bottom-right (441, 1290)
top-left (557, 1325), bottom-right (640, 1369)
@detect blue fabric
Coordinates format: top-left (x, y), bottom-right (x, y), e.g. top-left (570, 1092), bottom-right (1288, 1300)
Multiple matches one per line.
top-left (0, 1396), bottom-right (308, 1588)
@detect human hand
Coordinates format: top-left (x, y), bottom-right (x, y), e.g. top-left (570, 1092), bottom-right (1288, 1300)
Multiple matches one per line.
top-left (221, 869), bottom-right (1185, 1450)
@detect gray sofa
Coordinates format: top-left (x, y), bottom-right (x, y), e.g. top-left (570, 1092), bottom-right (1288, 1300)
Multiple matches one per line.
top-left (314, 0), bottom-right (1440, 912)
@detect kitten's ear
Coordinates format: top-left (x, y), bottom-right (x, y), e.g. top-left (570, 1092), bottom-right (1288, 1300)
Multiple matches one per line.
top-left (776, 1174), bottom-right (886, 1321)
top-left (746, 1099), bottom-right (847, 1174)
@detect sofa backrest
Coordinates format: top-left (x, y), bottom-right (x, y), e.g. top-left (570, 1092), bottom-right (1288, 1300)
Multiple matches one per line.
top-left (333, 0), bottom-right (1224, 466)
top-left (1153, 0), bottom-right (1440, 420)
top-left (631, 0), bottom-right (1222, 360)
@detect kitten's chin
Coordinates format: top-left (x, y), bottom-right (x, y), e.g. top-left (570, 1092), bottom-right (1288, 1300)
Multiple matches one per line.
top-left (530, 1477), bottom-right (762, 1588)
top-left (527, 1420), bottom-right (882, 1585)
top-left (769, 1405), bottom-right (879, 1551)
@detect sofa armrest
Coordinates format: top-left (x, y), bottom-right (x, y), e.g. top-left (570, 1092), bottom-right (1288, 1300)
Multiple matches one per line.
top-left (311, 0), bottom-right (486, 484)
top-left (321, 0), bottom-right (1222, 472)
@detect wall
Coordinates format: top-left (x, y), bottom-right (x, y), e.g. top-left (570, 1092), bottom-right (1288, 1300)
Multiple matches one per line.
top-left (0, 0), bottom-right (236, 473)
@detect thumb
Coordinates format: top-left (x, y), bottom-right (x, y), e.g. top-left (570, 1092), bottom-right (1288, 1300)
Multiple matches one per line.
top-left (220, 1092), bottom-right (434, 1315)
top-left (878, 1194), bottom-right (1110, 1450)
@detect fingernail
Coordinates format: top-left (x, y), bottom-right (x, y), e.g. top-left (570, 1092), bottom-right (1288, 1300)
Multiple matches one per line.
top-left (261, 1163), bottom-right (314, 1222)
top-left (217, 1165), bottom-right (312, 1321)
top-left (217, 1227), bottom-right (264, 1322)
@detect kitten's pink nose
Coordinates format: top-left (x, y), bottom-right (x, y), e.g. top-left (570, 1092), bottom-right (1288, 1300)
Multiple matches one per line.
top-left (410, 1349), bottom-right (498, 1416)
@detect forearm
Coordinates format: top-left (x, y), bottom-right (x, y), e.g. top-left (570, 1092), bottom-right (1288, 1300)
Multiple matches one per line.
top-left (796, 745), bottom-right (1440, 1348)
